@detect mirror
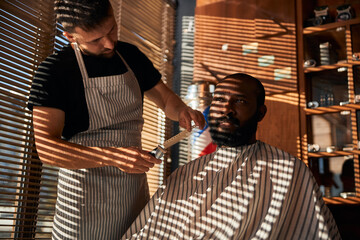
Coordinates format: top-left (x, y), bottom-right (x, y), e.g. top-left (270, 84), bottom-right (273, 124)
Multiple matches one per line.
top-left (309, 156), bottom-right (356, 198)
top-left (309, 112), bottom-right (352, 152)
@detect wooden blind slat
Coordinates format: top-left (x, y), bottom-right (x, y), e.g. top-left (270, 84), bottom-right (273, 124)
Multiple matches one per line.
top-left (0, 44), bottom-right (44, 66)
top-left (117, 0), bottom-right (175, 196)
top-left (1, 1), bottom-right (54, 32)
top-left (0, 98), bottom-right (32, 117)
top-left (0, 159), bottom-right (58, 174)
top-left (0, 108), bottom-right (32, 124)
top-left (1, 0), bottom-right (55, 238)
top-left (0, 15), bottom-right (41, 44)
top-left (0, 146), bottom-right (37, 161)
top-left (0, 171), bottom-right (58, 182)
top-left (0, 178), bottom-right (57, 190)
top-left (1, 163), bottom-right (57, 174)
top-left (0, 75), bottom-right (32, 98)
top-left (0, 148), bottom-right (37, 161)
top-left (0, 55), bottom-right (35, 77)
top-left (0, 118), bottom-right (32, 134)
top-left (0, 32), bottom-right (50, 58)
top-left (0, 0), bottom-right (175, 237)
top-left (9, 0), bottom-right (54, 16)
top-left (0, 126), bottom-right (33, 140)
top-left (0, 132), bottom-right (34, 146)
top-left (0, 90), bottom-right (30, 108)
top-left (0, 23), bottom-right (52, 54)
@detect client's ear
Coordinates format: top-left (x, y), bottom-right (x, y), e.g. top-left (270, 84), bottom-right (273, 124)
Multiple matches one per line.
top-left (257, 105), bottom-right (267, 122)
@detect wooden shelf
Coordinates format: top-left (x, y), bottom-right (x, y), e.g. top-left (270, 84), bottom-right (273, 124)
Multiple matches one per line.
top-left (304, 61), bottom-right (360, 73)
top-left (298, 2), bottom-right (360, 234)
top-left (308, 150), bottom-right (359, 158)
top-left (324, 196), bottom-right (360, 205)
top-left (304, 17), bottom-right (360, 35)
top-left (304, 62), bottom-right (351, 73)
top-left (304, 104), bottom-right (360, 115)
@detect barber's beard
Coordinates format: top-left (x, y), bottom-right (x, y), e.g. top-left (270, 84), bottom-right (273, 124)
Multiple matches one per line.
top-left (209, 113), bottom-right (258, 147)
top-left (100, 48), bottom-right (115, 58)
top-left (86, 49), bottom-right (115, 58)
top-left (78, 44), bottom-right (115, 58)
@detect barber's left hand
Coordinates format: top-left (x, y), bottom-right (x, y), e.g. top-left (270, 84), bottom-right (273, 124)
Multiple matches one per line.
top-left (178, 106), bottom-right (206, 132)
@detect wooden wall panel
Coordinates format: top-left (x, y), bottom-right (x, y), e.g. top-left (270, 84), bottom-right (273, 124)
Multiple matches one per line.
top-left (258, 94), bottom-right (301, 157)
top-left (194, 0), bottom-right (301, 157)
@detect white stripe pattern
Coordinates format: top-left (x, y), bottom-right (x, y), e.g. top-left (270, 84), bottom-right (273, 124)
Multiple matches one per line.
top-left (124, 141), bottom-right (341, 240)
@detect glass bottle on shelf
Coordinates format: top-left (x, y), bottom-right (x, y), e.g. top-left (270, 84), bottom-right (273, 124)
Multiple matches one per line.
top-left (319, 88), bottom-right (334, 107)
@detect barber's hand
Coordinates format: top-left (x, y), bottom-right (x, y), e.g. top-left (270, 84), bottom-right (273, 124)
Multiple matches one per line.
top-left (102, 147), bottom-right (162, 174)
top-left (178, 106), bottom-right (206, 132)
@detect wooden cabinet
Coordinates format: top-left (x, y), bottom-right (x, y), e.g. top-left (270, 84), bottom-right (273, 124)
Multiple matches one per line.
top-left (296, 0), bottom-right (360, 200)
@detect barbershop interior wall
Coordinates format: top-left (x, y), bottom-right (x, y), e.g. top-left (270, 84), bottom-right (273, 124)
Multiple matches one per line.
top-left (191, 0), bottom-right (301, 158)
top-left (172, 0), bottom-right (196, 170)
top-left (172, 0), bottom-right (300, 171)
top-left (176, 4), bottom-right (360, 239)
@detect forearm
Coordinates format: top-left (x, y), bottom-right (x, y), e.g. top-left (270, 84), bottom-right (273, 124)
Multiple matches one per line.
top-left (34, 134), bottom-right (107, 169)
top-left (34, 134), bottom-right (160, 173)
top-left (32, 106), bottom-right (160, 173)
top-left (162, 94), bottom-right (189, 121)
top-left (145, 81), bottom-right (206, 131)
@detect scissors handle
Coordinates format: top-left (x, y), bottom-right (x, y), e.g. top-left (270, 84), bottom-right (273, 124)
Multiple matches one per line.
top-left (149, 145), bottom-right (166, 159)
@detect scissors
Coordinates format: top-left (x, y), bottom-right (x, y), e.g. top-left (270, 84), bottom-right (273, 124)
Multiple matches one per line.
top-left (150, 126), bottom-right (195, 159)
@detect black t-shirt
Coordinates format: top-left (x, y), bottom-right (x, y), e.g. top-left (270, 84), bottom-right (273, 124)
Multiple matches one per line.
top-left (28, 41), bottom-right (161, 140)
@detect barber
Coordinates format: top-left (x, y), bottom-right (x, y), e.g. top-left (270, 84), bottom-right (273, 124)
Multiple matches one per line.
top-left (27, 0), bottom-right (205, 239)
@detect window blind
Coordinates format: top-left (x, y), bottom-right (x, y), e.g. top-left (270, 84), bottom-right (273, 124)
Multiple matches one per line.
top-left (0, 0), bottom-right (56, 239)
top-left (112, 0), bottom-right (176, 194)
top-left (0, 0), bottom-right (176, 238)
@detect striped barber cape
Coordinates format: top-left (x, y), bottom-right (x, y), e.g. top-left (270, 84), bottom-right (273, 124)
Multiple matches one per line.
top-left (123, 140), bottom-right (341, 240)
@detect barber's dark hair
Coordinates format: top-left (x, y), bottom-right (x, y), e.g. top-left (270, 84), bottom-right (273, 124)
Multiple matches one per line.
top-left (221, 73), bottom-right (265, 107)
top-left (55, 0), bottom-right (112, 32)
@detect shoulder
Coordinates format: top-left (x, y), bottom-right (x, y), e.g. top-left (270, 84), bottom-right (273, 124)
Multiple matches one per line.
top-left (33, 44), bottom-right (79, 90)
top-left (256, 141), bottom-right (312, 176)
top-left (116, 41), bottom-right (142, 55)
top-left (37, 44), bottom-right (75, 73)
top-left (257, 141), bottom-right (297, 161)
top-left (116, 41), bottom-right (161, 91)
top-left (52, 44), bottom-right (76, 65)
top-left (115, 41), bottom-right (153, 64)
top-left (169, 152), bottom-right (216, 179)
top-left (256, 141), bottom-right (307, 169)
top-left (48, 44), bottom-right (74, 61)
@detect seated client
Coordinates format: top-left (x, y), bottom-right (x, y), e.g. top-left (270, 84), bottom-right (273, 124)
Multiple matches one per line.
top-left (123, 73), bottom-right (340, 240)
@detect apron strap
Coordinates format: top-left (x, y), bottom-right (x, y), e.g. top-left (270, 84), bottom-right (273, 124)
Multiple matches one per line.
top-left (72, 43), bottom-right (89, 82)
top-left (73, 42), bottom-right (132, 86)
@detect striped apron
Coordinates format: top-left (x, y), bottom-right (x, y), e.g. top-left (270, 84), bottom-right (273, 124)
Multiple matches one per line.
top-left (52, 43), bottom-right (149, 240)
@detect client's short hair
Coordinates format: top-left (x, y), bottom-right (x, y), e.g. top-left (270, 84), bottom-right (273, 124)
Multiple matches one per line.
top-left (221, 73), bottom-right (265, 107)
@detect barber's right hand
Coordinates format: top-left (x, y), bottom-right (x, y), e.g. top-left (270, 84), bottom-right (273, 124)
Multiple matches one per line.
top-left (101, 147), bottom-right (162, 173)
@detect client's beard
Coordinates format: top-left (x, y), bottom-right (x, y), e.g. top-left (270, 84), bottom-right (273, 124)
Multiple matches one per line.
top-left (209, 112), bottom-right (258, 147)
